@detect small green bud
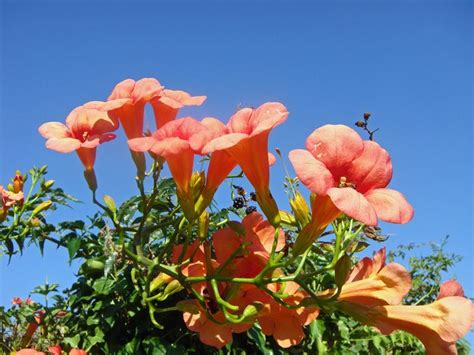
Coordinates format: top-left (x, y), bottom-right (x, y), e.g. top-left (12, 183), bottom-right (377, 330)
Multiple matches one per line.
top-left (243, 302), bottom-right (263, 319)
top-left (42, 179), bottom-right (55, 189)
top-left (335, 254), bottom-right (352, 289)
top-left (32, 200), bottom-right (52, 216)
top-left (103, 195), bottom-right (117, 214)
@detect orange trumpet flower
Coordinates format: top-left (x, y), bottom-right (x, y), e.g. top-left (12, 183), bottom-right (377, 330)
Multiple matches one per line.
top-left (151, 89), bottom-right (206, 129)
top-left (201, 102), bottom-right (288, 226)
top-left (128, 117), bottom-right (206, 219)
top-left (107, 78), bottom-right (163, 139)
top-left (289, 124), bottom-right (413, 227)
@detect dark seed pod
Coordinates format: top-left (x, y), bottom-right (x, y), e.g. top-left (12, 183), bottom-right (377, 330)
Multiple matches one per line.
top-left (245, 206), bottom-right (257, 215)
top-left (233, 196), bottom-right (245, 209)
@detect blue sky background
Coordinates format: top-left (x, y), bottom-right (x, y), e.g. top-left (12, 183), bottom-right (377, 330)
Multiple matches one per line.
top-left (1, 0), bottom-right (472, 344)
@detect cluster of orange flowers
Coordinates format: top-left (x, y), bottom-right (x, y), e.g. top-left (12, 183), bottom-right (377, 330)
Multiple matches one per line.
top-left (38, 77), bottom-right (473, 351)
top-left (0, 171), bottom-right (25, 221)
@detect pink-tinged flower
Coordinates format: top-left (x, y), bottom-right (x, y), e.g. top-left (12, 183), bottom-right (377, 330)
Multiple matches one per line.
top-left (39, 100), bottom-right (126, 171)
top-left (16, 350), bottom-right (46, 355)
top-left (289, 125), bottom-right (414, 226)
top-left (69, 349), bottom-right (88, 355)
top-left (24, 297), bottom-right (33, 305)
top-left (336, 248), bottom-right (412, 306)
top-left (48, 345), bottom-right (62, 355)
top-left (201, 103), bottom-right (289, 226)
top-left (191, 117), bottom-right (278, 216)
top-left (437, 279), bottom-right (465, 299)
top-left (12, 297), bottom-right (22, 305)
top-left (107, 78), bottom-right (163, 139)
top-left (1, 186), bottom-right (24, 208)
top-left (212, 212), bottom-right (285, 276)
top-left (22, 310), bottom-right (45, 349)
top-left (151, 89), bottom-right (206, 129)
top-left (128, 117), bottom-right (206, 219)
top-left (244, 282), bottom-right (319, 348)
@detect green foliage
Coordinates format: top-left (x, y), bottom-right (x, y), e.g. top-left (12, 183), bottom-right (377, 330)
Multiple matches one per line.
top-left (0, 167), bottom-right (471, 354)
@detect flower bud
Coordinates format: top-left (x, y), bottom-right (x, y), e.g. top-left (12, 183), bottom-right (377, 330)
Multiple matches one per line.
top-left (279, 210), bottom-right (297, 226)
top-left (363, 112), bottom-right (371, 120)
top-left (83, 169), bottom-right (97, 191)
top-left (198, 211), bottom-right (209, 240)
top-left (103, 195), bottom-right (117, 215)
top-left (243, 302), bottom-right (263, 319)
top-left (32, 200), bottom-right (52, 216)
top-left (355, 120), bottom-right (366, 128)
top-left (42, 179), bottom-right (55, 189)
top-left (150, 272), bottom-right (174, 293)
top-left (0, 208), bottom-right (7, 222)
top-left (29, 217), bottom-right (41, 227)
top-left (13, 171), bottom-right (24, 193)
top-left (290, 191), bottom-right (311, 227)
top-left (335, 254), bottom-right (352, 288)
top-left (163, 279), bottom-right (184, 297)
top-left (190, 171), bottom-right (205, 201)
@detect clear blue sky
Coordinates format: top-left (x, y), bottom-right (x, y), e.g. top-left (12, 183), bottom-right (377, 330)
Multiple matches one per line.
top-left (1, 0), bottom-right (472, 342)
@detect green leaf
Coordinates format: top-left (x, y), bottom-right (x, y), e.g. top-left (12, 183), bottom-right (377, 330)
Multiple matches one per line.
top-left (247, 325), bottom-right (272, 354)
top-left (67, 237), bottom-right (81, 261)
top-left (92, 278), bottom-right (115, 295)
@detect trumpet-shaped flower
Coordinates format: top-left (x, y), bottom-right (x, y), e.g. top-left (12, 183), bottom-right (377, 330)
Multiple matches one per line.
top-left (289, 125), bottom-right (414, 226)
top-left (128, 117), bottom-right (206, 219)
top-left (336, 248), bottom-right (412, 306)
top-left (244, 282), bottom-right (319, 348)
top-left (1, 186), bottom-right (24, 208)
top-left (39, 100), bottom-right (126, 170)
top-left (337, 264), bottom-right (472, 354)
top-left (107, 78), bottom-right (163, 139)
top-left (201, 103), bottom-right (289, 225)
top-left (212, 212), bottom-right (285, 271)
top-left (339, 295), bottom-right (473, 355)
top-left (151, 89), bottom-right (206, 129)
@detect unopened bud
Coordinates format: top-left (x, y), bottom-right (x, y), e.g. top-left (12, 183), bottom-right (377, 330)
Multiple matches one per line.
top-left (0, 208), bottom-right (7, 222)
top-left (355, 120), bottom-right (366, 128)
top-left (190, 171), bottom-right (205, 201)
top-left (7, 184), bottom-right (14, 192)
top-left (150, 272), bottom-right (174, 293)
top-left (163, 279), bottom-right (184, 297)
top-left (198, 211), bottom-right (209, 239)
top-left (243, 302), bottom-right (263, 319)
top-left (103, 195), bottom-right (117, 214)
top-left (363, 112), bottom-right (371, 120)
top-left (13, 172), bottom-right (24, 193)
top-left (29, 218), bottom-right (41, 227)
top-left (279, 210), bottom-right (297, 226)
top-left (289, 191), bottom-right (311, 227)
top-left (32, 200), bottom-right (52, 216)
top-left (335, 254), bottom-right (352, 288)
top-left (42, 179), bottom-right (55, 189)
top-left (83, 169), bottom-right (97, 191)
